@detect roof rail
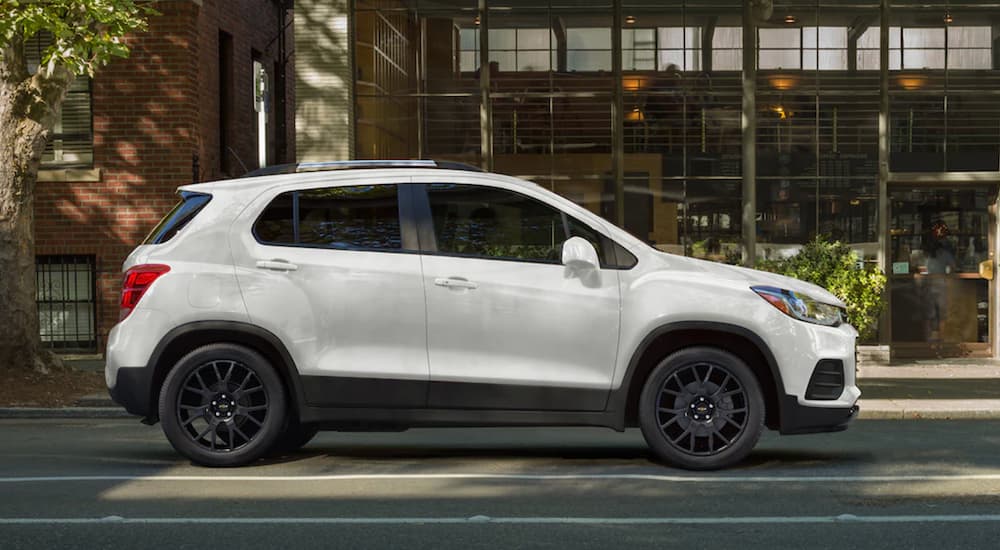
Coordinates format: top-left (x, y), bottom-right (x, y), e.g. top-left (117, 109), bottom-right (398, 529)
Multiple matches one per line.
top-left (243, 160), bottom-right (484, 177)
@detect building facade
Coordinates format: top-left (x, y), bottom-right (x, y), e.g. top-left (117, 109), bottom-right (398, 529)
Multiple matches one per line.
top-left (294, 0), bottom-right (1000, 359)
top-left (33, 0), bottom-right (294, 353)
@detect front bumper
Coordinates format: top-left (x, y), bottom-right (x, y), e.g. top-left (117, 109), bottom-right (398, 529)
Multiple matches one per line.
top-left (778, 394), bottom-right (859, 435)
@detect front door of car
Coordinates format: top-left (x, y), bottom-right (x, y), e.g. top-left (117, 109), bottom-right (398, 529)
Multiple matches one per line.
top-left (231, 178), bottom-right (428, 408)
top-left (411, 180), bottom-right (622, 411)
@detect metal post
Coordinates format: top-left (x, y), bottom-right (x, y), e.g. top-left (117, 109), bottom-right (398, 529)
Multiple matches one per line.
top-left (741, 1), bottom-right (756, 266)
top-left (478, 0), bottom-right (493, 171)
top-left (878, 0), bottom-right (892, 346)
top-left (417, 17), bottom-right (425, 159)
top-left (612, 0), bottom-right (625, 227)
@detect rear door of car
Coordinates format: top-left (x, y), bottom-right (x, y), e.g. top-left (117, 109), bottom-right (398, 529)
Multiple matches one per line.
top-left (230, 176), bottom-right (429, 408)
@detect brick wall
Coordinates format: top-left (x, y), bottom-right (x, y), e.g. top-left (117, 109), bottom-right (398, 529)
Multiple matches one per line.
top-left (33, 0), bottom-right (295, 353)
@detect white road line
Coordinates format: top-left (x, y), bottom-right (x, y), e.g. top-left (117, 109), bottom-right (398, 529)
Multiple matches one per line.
top-left (1, 514), bottom-right (1000, 525)
top-left (2, 473), bottom-right (1000, 484)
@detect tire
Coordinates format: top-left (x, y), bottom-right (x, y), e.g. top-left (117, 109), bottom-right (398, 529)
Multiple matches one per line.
top-left (270, 419), bottom-right (320, 456)
top-left (158, 343), bottom-right (288, 467)
top-left (638, 346), bottom-right (765, 470)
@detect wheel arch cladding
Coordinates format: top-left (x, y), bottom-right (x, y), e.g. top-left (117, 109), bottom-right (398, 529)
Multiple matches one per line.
top-left (147, 322), bottom-right (301, 422)
top-left (622, 323), bottom-right (782, 430)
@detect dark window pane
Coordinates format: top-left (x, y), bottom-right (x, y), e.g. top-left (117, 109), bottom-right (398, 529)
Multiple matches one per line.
top-left (297, 185), bottom-right (401, 250)
top-left (426, 183), bottom-right (630, 267)
top-left (254, 192), bottom-right (296, 243)
top-left (143, 192), bottom-right (212, 245)
top-left (428, 183), bottom-right (566, 263)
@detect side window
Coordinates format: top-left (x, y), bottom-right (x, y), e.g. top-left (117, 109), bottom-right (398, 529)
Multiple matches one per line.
top-left (427, 183), bottom-right (563, 263)
top-left (426, 183), bottom-right (615, 265)
top-left (253, 184), bottom-right (402, 250)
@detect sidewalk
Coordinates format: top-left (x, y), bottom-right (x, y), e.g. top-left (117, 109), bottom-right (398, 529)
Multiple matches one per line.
top-left (1, 359), bottom-right (999, 420)
top-left (857, 362), bottom-right (1000, 419)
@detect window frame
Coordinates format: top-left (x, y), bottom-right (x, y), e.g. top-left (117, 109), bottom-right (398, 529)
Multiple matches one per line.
top-left (411, 181), bottom-right (636, 270)
top-left (26, 32), bottom-right (94, 168)
top-left (251, 182), bottom-right (418, 253)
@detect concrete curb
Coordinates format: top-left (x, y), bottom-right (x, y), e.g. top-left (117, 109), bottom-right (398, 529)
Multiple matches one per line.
top-left (0, 407), bottom-right (133, 419)
top-left (857, 399), bottom-right (1000, 420)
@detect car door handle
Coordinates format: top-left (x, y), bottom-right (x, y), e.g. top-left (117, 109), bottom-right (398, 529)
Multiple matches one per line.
top-left (255, 259), bottom-right (299, 272)
top-left (434, 277), bottom-right (478, 290)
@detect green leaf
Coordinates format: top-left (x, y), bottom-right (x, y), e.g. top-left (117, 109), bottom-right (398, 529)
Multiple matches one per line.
top-left (757, 236), bottom-right (887, 341)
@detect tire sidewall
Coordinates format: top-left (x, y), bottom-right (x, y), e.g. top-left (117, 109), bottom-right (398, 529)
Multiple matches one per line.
top-left (159, 344), bottom-right (287, 467)
top-left (639, 347), bottom-right (765, 470)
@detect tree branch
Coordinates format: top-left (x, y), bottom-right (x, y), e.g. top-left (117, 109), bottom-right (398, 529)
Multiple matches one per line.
top-left (0, 32), bottom-right (29, 85)
top-left (27, 61), bottom-right (75, 128)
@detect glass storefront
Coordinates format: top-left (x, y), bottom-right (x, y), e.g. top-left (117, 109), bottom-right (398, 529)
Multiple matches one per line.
top-left (890, 186), bottom-right (995, 357)
top-left (349, 0), bottom-right (1000, 355)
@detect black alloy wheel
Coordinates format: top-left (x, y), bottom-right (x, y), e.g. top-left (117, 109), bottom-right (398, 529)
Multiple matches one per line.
top-left (639, 347), bottom-right (764, 470)
top-left (159, 344), bottom-right (287, 467)
top-left (175, 359), bottom-right (269, 453)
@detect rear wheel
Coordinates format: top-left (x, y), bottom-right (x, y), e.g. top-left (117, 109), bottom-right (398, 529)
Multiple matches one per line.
top-left (159, 344), bottom-right (287, 467)
top-left (638, 347), bottom-right (764, 470)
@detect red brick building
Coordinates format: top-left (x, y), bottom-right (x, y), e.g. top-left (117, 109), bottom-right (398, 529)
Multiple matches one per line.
top-left (31, 0), bottom-right (294, 353)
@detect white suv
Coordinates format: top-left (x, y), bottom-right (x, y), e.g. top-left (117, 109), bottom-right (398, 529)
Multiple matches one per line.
top-left (106, 160), bottom-right (860, 470)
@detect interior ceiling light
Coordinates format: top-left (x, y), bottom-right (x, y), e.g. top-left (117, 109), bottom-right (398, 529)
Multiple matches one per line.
top-left (625, 15), bottom-right (636, 25)
top-left (897, 74), bottom-right (928, 90)
top-left (784, 14), bottom-right (797, 24)
top-left (768, 73), bottom-right (799, 91)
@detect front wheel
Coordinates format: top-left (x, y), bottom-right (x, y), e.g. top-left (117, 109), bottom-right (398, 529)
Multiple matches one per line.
top-left (159, 344), bottom-right (287, 467)
top-left (638, 347), bottom-right (765, 470)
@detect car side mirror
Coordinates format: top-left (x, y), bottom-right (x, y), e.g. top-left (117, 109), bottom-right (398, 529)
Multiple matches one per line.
top-left (562, 236), bottom-right (600, 270)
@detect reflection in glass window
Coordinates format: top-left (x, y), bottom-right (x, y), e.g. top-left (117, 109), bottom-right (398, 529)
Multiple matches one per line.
top-left (759, 28), bottom-right (801, 70)
top-left (255, 185), bottom-right (402, 250)
top-left (659, 27), bottom-right (701, 71)
top-left (802, 27), bottom-right (847, 70)
top-left (856, 26), bottom-right (991, 70)
top-left (427, 183), bottom-right (609, 264)
top-left (856, 26), bottom-right (874, 69)
top-left (947, 26), bottom-right (991, 69)
top-left (428, 183), bottom-right (565, 262)
top-left (622, 28), bottom-right (656, 70)
top-left (712, 27), bottom-right (742, 70)
top-left (567, 28), bottom-right (611, 71)
top-left (482, 27), bottom-right (555, 72)
top-left (460, 28), bottom-right (479, 72)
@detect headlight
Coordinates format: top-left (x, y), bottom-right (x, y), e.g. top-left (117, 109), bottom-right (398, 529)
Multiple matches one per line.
top-left (751, 285), bottom-right (844, 327)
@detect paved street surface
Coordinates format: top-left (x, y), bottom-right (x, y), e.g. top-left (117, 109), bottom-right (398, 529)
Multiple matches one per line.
top-left (2, 419), bottom-right (999, 549)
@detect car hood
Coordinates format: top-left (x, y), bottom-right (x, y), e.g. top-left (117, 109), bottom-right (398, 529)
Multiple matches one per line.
top-left (651, 251), bottom-right (846, 308)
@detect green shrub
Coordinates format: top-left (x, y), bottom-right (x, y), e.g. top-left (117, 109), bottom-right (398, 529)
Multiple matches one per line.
top-left (756, 237), bottom-right (886, 341)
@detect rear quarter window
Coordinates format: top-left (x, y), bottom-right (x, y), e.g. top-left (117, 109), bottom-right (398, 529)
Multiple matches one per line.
top-left (143, 192), bottom-right (212, 244)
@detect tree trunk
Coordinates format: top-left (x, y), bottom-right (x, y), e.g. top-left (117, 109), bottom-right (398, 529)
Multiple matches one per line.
top-left (0, 76), bottom-right (71, 374)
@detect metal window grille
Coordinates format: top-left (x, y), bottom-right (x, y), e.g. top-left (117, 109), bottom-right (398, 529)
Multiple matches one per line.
top-left (36, 255), bottom-right (98, 352)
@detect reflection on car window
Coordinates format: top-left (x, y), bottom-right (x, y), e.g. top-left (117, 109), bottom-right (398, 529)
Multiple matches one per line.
top-left (427, 183), bottom-right (611, 265)
top-left (428, 183), bottom-right (566, 263)
top-left (254, 185), bottom-right (401, 250)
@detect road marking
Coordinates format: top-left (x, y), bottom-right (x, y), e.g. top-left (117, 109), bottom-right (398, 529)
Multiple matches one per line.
top-left (2, 514), bottom-right (1000, 525)
top-left (3, 473), bottom-right (1000, 484)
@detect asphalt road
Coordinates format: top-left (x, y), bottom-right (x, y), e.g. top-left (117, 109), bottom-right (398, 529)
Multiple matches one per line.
top-left (2, 418), bottom-right (1000, 549)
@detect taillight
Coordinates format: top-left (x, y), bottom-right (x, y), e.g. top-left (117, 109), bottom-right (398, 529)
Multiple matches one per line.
top-left (120, 264), bottom-right (170, 321)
